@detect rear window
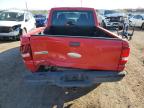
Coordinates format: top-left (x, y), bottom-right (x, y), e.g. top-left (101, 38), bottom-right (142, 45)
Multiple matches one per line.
top-left (44, 10), bottom-right (97, 36)
top-left (51, 10), bottom-right (95, 26)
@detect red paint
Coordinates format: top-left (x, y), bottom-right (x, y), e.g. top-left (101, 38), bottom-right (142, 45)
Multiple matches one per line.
top-left (30, 36), bottom-right (123, 71)
top-left (20, 7), bottom-right (130, 72)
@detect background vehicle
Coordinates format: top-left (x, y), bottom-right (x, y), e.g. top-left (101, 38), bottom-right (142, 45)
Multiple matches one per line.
top-left (34, 14), bottom-right (46, 27)
top-left (20, 7), bottom-right (130, 87)
top-left (0, 10), bottom-right (3, 14)
top-left (129, 14), bottom-right (144, 30)
top-left (116, 20), bottom-right (135, 41)
top-left (99, 10), bottom-right (126, 29)
top-left (0, 10), bottom-right (36, 40)
top-left (127, 13), bottom-right (134, 19)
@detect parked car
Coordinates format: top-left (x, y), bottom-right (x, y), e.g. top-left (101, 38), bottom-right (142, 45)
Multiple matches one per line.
top-left (0, 10), bottom-right (36, 40)
top-left (34, 14), bottom-right (46, 27)
top-left (20, 7), bottom-right (130, 87)
top-left (129, 14), bottom-right (144, 30)
top-left (99, 10), bottom-right (126, 29)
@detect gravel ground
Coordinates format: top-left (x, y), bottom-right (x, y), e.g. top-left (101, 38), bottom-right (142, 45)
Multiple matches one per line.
top-left (0, 29), bottom-right (144, 108)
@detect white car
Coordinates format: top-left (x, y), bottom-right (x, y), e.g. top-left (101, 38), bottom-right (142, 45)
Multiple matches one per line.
top-left (0, 10), bottom-right (36, 40)
top-left (99, 10), bottom-right (125, 29)
top-left (129, 14), bottom-right (144, 30)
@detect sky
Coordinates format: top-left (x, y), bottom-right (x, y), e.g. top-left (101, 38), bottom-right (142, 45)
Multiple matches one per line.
top-left (0, 0), bottom-right (144, 10)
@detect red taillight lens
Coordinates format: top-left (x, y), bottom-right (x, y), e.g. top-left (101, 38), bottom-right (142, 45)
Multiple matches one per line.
top-left (119, 47), bottom-right (130, 65)
top-left (121, 47), bottom-right (130, 57)
top-left (20, 44), bottom-right (32, 60)
top-left (118, 42), bottom-right (130, 71)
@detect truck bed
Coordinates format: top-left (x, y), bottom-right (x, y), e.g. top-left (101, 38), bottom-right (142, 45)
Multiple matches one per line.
top-left (43, 26), bottom-right (118, 38)
top-left (21, 26), bottom-right (128, 72)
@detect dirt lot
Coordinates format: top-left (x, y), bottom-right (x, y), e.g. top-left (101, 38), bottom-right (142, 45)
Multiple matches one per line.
top-left (0, 29), bottom-right (144, 108)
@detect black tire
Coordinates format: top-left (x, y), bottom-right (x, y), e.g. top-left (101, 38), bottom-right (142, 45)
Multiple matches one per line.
top-left (141, 23), bottom-right (144, 30)
top-left (118, 26), bottom-right (123, 30)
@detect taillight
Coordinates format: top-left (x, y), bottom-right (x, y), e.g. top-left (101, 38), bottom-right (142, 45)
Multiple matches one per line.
top-left (118, 41), bottom-right (130, 71)
top-left (119, 47), bottom-right (130, 65)
top-left (20, 44), bottom-right (32, 60)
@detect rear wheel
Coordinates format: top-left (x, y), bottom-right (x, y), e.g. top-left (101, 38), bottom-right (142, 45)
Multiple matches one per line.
top-left (118, 25), bottom-right (123, 30)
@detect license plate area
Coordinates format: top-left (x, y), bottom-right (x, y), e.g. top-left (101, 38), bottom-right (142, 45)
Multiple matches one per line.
top-left (63, 74), bottom-right (87, 82)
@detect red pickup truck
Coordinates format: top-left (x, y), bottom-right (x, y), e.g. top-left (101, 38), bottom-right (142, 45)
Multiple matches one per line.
top-left (20, 7), bottom-right (130, 87)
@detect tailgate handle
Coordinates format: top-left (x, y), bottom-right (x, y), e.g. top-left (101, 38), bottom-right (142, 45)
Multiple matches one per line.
top-left (69, 42), bottom-right (80, 47)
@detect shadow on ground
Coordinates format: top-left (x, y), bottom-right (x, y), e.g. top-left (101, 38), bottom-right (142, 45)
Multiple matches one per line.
top-left (0, 47), bottom-right (99, 108)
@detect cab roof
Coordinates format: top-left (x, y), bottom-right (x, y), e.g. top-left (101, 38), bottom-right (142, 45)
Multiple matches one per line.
top-left (2, 9), bottom-right (28, 13)
top-left (51, 7), bottom-right (95, 11)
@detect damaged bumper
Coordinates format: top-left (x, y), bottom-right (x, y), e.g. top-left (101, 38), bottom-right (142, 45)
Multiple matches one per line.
top-left (24, 70), bottom-right (127, 87)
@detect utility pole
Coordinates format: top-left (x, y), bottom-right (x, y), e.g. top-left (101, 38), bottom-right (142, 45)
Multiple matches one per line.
top-left (81, 0), bottom-right (82, 7)
top-left (25, 1), bottom-right (28, 11)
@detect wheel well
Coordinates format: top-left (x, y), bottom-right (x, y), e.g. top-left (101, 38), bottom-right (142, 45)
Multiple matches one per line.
top-left (19, 28), bottom-right (27, 35)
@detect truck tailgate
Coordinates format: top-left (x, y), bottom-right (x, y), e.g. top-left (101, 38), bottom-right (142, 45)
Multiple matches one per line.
top-left (30, 36), bottom-right (122, 71)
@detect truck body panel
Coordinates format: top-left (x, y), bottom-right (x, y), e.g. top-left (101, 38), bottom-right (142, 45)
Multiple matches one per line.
top-left (20, 7), bottom-right (130, 87)
top-left (30, 36), bottom-right (123, 71)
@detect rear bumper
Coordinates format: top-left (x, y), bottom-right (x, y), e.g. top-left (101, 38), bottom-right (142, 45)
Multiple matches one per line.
top-left (24, 70), bottom-right (127, 87)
